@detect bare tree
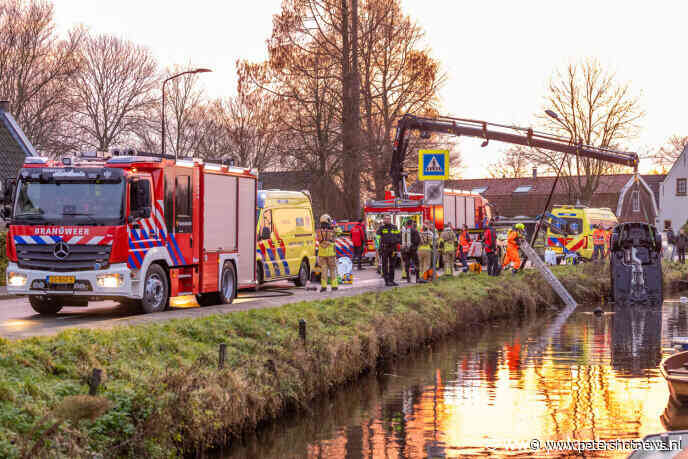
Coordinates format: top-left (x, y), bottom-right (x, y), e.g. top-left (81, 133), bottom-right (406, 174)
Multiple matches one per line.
top-left (240, 28), bottom-right (346, 215)
top-left (266, 0), bottom-right (364, 216)
top-left (359, 0), bottom-right (446, 198)
top-left (530, 59), bottom-right (644, 203)
top-left (70, 33), bottom-right (158, 151)
top-left (488, 146), bottom-right (532, 178)
top-left (0, 0), bottom-right (84, 155)
top-left (222, 82), bottom-right (282, 170)
top-left (653, 135), bottom-right (688, 168)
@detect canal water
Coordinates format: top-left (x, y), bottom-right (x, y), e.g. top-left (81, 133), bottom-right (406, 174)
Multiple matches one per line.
top-left (221, 301), bottom-right (688, 458)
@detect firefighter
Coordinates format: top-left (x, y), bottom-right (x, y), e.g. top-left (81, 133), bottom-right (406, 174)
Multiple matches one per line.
top-left (592, 224), bottom-right (606, 260)
top-left (483, 219), bottom-right (499, 276)
top-left (502, 223), bottom-right (524, 273)
top-left (440, 223), bottom-right (458, 276)
top-left (417, 222), bottom-right (434, 283)
top-left (377, 214), bottom-right (401, 286)
top-left (316, 214), bottom-right (338, 292)
top-left (401, 218), bottom-right (421, 282)
top-left (457, 224), bottom-right (470, 272)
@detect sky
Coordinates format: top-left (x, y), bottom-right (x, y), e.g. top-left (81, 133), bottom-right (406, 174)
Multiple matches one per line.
top-left (52, 0), bottom-right (688, 178)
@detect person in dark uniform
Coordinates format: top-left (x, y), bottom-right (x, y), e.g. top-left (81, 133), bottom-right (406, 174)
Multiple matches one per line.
top-left (377, 213), bottom-right (401, 286)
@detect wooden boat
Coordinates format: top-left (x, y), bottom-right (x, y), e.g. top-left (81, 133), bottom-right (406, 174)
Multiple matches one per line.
top-left (661, 396), bottom-right (688, 431)
top-left (660, 351), bottom-right (688, 406)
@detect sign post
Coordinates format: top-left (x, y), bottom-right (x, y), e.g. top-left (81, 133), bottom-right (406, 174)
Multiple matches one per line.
top-left (419, 150), bottom-right (449, 281)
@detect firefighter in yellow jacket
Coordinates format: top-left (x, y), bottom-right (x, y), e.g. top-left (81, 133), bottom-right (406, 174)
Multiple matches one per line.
top-left (316, 214), bottom-right (338, 292)
top-left (440, 223), bottom-right (457, 276)
top-left (417, 222), bottom-right (435, 283)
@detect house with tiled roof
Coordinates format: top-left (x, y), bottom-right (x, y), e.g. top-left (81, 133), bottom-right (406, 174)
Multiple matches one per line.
top-left (658, 145), bottom-right (688, 231)
top-left (411, 172), bottom-right (664, 223)
top-left (0, 100), bottom-right (36, 181)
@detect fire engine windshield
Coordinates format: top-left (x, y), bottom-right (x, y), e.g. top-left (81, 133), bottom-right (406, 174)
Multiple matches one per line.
top-left (13, 180), bottom-right (125, 226)
top-left (548, 217), bottom-right (583, 236)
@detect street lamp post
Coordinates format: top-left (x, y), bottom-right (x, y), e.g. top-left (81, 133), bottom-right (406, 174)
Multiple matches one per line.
top-left (161, 68), bottom-right (212, 159)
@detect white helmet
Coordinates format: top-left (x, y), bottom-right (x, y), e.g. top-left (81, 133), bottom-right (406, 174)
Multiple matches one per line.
top-left (320, 214), bottom-right (332, 224)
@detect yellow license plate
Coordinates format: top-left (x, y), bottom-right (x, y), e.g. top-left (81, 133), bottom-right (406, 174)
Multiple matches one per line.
top-left (48, 276), bottom-right (75, 284)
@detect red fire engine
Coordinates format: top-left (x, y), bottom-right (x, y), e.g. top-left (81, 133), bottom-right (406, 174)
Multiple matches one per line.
top-left (362, 189), bottom-right (491, 261)
top-left (2, 151), bottom-right (257, 314)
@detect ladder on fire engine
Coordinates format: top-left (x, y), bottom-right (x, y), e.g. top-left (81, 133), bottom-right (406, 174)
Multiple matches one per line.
top-left (520, 240), bottom-right (577, 308)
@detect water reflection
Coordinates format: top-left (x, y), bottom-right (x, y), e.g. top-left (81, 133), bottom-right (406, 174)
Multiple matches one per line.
top-left (222, 302), bottom-right (688, 459)
top-left (611, 305), bottom-right (662, 375)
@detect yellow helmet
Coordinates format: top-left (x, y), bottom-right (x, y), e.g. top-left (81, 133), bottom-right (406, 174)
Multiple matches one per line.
top-left (320, 214), bottom-right (332, 224)
top-left (515, 223), bottom-right (525, 231)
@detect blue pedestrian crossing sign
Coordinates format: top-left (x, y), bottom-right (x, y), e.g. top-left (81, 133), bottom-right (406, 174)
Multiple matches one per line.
top-left (418, 149), bottom-right (449, 180)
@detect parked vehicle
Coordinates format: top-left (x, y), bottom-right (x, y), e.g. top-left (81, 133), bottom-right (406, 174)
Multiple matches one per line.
top-left (610, 222), bottom-right (663, 306)
top-left (661, 351), bottom-right (688, 406)
top-left (256, 190), bottom-right (316, 287)
top-left (3, 151), bottom-right (258, 314)
top-left (545, 205), bottom-right (618, 262)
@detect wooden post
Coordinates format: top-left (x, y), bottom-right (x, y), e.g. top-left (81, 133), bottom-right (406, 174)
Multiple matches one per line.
top-left (218, 343), bottom-right (226, 369)
top-left (89, 368), bottom-right (102, 395)
top-left (299, 319), bottom-right (306, 343)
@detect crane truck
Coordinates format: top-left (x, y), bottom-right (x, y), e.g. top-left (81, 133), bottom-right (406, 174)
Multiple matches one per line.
top-left (387, 113), bottom-right (661, 306)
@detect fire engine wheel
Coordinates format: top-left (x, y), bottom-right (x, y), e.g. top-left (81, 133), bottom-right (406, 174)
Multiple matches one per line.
top-left (29, 296), bottom-right (63, 315)
top-left (219, 262), bottom-right (237, 304)
top-left (141, 264), bottom-right (169, 314)
top-left (294, 259), bottom-right (309, 286)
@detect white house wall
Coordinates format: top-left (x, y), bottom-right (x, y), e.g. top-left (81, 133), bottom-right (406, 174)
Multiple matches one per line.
top-left (658, 145), bottom-right (688, 232)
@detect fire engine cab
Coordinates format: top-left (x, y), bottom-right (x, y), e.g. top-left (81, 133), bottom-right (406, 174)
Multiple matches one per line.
top-left (2, 151), bottom-right (257, 315)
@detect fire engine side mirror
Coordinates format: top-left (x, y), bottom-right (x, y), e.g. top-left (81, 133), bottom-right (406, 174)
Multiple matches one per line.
top-left (2, 178), bottom-right (15, 205)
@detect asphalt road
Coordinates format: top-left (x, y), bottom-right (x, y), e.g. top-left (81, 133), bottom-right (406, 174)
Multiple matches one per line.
top-left (0, 266), bottom-right (418, 340)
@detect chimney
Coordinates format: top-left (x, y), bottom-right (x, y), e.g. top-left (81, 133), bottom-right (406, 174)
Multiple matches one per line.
top-left (0, 100), bottom-right (8, 112)
top-left (532, 167), bottom-right (537, 178)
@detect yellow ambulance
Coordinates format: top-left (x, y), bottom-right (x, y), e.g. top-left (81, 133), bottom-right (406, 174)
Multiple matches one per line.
top-left (545, 205), bottom-right (617, 261)
top-left (256, 190), bottom-right (317, 286)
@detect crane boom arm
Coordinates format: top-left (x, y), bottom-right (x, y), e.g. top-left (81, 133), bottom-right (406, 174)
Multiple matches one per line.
top-left (390, 114), bottom-right (639, 198)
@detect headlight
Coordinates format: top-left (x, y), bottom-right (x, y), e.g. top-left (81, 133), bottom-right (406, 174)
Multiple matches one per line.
top-left (8, 272), bottom-right (27, 287)
top-left (96, 273), bottom-right (123, 288)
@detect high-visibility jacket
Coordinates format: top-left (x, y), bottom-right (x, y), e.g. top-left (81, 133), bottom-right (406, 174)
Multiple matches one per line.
top-left (483, 227), bottom-right (496, 253)
top-left (316, 227), bottom-right (337, 257)
top-left (459, 230), bottom-right (470, 252)
top-left (507, 230), bottom-right (521, 250)
top-left (377, 224), bottom-right (401, 250)
top-left (350, 223), bottom-right (365, 247)
top-left (503, 229), bottom-right (522, 269)
top-left (592, 229), bottom-right (605, 246)
top-left (419, 229), bottom-right (434, 250)
top-left (440, 228), bottom-right (457, 253)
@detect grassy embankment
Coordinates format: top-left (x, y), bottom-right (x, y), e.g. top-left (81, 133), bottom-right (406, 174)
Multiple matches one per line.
top-left (0, 262), bottom-right (687, 458)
